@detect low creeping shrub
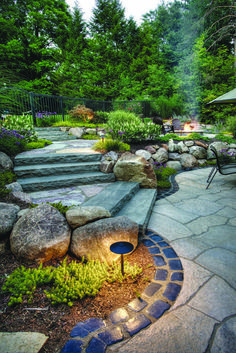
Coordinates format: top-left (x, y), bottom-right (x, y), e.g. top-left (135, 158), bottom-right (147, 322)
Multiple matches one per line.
top-left (30, 201), bottom-right (74, 215)
top-left (25, 139), bottom-right (52, 150)
top-left (215, 133), bottom-right (236, 144)
top-left (36, 112), bottom-right (57, 127)
top-left (0, 170), bottom-right (17, 196)
top-left (93, 139), bottom-right (130, 152)
top-left (0, 127), bottom-right (27, 156)
top-left (153, 162), bottom-right (177, 189)
top-left (2, 257), bottom-right (142, 307)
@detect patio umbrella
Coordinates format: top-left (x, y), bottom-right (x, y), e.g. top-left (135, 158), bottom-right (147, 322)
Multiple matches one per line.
top-left (208, 88), bottom-right (236, 104)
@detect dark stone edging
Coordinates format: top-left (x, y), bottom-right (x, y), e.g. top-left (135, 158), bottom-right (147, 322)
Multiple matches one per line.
top-left (60, 230), bottom-right (184, 353)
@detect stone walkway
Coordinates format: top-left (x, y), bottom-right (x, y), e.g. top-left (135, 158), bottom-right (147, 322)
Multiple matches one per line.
top-left (110, 168), bottom-right (236, 353)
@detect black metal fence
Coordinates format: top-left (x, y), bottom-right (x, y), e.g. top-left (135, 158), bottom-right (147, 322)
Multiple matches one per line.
top-left (0, 87), bottom-right (156, 125)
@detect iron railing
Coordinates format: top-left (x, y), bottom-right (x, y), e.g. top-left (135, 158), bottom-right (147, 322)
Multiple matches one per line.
top-left (0, 87), bottom-right (156, 125)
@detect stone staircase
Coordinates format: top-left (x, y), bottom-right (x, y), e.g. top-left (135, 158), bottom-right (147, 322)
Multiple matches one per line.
top-left (14, 147), bottom-right (157, 234)
top-left (34, 126), bottom-right (77, 141)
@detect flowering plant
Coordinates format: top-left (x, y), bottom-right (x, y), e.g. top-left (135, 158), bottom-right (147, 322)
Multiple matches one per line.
top-left (36, 111), bottom-right (57, 127)
top-left (126, 101), bottom-right (143, 115)
top-left (217, 148), bottom-right (236, 163)
top-left (2, 114), bottom-right (37, 142)
top-left (0, 127), bottom-right (26, 156)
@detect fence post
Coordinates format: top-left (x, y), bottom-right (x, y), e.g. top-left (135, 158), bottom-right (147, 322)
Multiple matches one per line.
top-left (60, 96), bottom-right (64, 121)
top-left (29, 92), bottom-right (36, 126)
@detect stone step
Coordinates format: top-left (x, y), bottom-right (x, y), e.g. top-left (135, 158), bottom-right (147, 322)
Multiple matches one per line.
top-left (14, 152), bottom-right (102, 166)
top-left (17, 172), bottom-right (116, 192)
top-left (116, 188), bottom-right (157, 235)
top-left (34, 127), bottom-right (61, 131)
top-left (83, 181), bottom-right (140, 217)
top-left (37, 135), bottom-right (77, 141)
top-left (14, 161), bottom-right (101, 178)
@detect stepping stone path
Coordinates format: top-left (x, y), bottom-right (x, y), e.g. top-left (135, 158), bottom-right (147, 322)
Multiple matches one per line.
top-left (60, 230), bottom-right (184, 353)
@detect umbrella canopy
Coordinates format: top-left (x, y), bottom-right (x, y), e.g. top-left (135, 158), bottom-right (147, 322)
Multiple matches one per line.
top-left (208, 88), bottom-right (236, 104)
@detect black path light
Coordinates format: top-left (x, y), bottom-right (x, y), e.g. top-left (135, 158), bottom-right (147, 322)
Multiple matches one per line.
top-left (110, 241), bottom-right (134, 276)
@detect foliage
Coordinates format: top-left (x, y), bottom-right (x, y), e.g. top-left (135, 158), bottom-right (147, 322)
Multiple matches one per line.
top-left (82, 134), bottom-right (100, 140)
top-left (52, 121), bottom-right (104, 128)
top-left (36, 112), bottom-right (57, 127)
top-left (2, 257), bottom-right (142, 307)
top-left (153, 162), bottom-right (176, 189)
top-left (2, 115), bottom-right (37, 142)
top-left (159, 133), bottom-right (182, 142)
top-left (25, 139), bottom-right (52, 150)
top-left (0, 170), bottom-right (17, 196)
top-left (93, 139), bottom-right (130, 152)
top-left (0, 128), bottom-right (27, 156)
top-left (106, 110), bottom-right (161, 143)
top-left (68, 105), bottom-right (94, 123)
top-left (155, 95), bottom-right (184, 120)
top-left (226, 116), bottom-right (236, 138)
top-left (93, 111), bottom-right (110, 124)
top-left (30, 201), bottom-right (74, 216)
top-left (184, 132), bottom-right (210, 141)
top-left (214, 133), bottom-right (236, 144)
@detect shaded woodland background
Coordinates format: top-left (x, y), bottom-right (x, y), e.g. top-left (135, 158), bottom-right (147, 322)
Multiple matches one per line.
top-left (0, 0), bottom-right (235, 122)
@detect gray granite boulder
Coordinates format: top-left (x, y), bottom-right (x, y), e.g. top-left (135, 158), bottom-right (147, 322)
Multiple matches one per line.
top-left (0, 202), bottom-right (20, 239)
top-left (100, 151), bottom-right (118, 173)
top-left (185, 140), bottom-right (194, 147)
top-left (135, 149), bottom-right (152, 161)
top-left (180, 153), bottom-right (199, 169)
top-left (70, 216), bottom-right (138, 264)
top-left (168, 140), bottom-right (180, 153)
top-left (66, 206), bottom-right (111, 229)
top-left (113, 153), bottom-right (157, 188)
top-left (5, 182), bottom-right (23, 192)
top-left (10, 204), bottom-right (71, 263)
top-left (5, 182), bottom-right (32, 204)
top-left (168, 153), bottom-right (181, 161)
top-left (0, 152), bottom-right (13, 172)
top-left (68, 127), bottom-right (84, 138)
top-left (177, 141), bottom-right (189, 153)
top-left (166, 161), bottom-right (182, 171)
top-left (190, 146), bottom-right (207, 159)
top-left (152, 148), bottom-right (168, 163)
top-left (207, 142), bottom-right (229, 159)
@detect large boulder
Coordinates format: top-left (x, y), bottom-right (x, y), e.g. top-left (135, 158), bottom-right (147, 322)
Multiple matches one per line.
top-left (113, 153), bottom-right (157, 189)
top-left (145, 146), bottom-right (156, 154)
top-left (177, 141), bottom-right (189, 153)
top-left (207, 142), bottom-right (229, 159)
top-left (0, 203), bottom-right (20, 239)
top-left (0, 152), bottom-right (13, 172)
top-left (68, 127), bottom-right (84, 138)
top-left (166, 161), bottom-right (182, 171)
top-left (70, 216), bottom-right (139, 265)
top-left (189, 146), bottom-right (207, 159)
top-left (180, 153), bottom-right (199, 169)
top-left (10, 204), bottom-right (71, 263)
top-left (152, 148), bottom-right (169, 164)
top-left (66, 206), bottom-right (111, 229)
top-left (5, 182), bottom-right (32, 204)
top-left (135, 149), bottom-right (152, 161)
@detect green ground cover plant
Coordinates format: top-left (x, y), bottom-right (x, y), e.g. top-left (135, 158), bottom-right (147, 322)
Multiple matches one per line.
top-left (35, 112), bottom-right (57, 127)
top-left (2, 257), bottom-right (142, 307)
top-left (93, 139), bottom-right (130, 152)
top-left (0, 170), bottom-right (17, 196)
top-left (153, 162), bottom-right (177, 189)
top-left (25, 139), bottom-right (52, 150)
top-left (52, 121), bottom-right (104, 128)
top-left (2, 115), bottom-right (37, 142)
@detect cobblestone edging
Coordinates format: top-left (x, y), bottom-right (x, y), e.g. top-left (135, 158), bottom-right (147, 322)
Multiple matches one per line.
top-left (60, 230), bottom-right (184, 353)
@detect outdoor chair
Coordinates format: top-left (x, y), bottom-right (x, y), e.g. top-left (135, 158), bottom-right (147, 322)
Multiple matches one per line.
top-left (206, 145), bottom-right (236, 189)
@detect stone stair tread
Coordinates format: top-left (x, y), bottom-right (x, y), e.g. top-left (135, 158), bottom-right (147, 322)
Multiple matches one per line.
top-left (116, 188), bottom-right (157, 234)
top-left (14, 161), bottom-right (101, 177)
top-left (17, 172), bottom-right (116, 191)
top-left (83, 181), bottom-right (140, 216)
top-left (15, 152), bottom-right (102, 166)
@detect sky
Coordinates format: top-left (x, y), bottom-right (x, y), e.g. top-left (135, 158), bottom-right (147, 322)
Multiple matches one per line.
top-left (66, 0), bottom-right (172, 25)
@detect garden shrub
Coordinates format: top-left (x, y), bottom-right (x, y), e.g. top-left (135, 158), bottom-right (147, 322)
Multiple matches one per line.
top-left (0, 170), bottom-right (17, 196)
top-left (52, 121), bottom-right (104, 128)
top-left (93, 139), bottom-right (130, 152)
top-left (106, 110), bottom-right (161, 143)
top-left (68, 105), bottom-right (94, 123)
top-left (153, 162), bottom-right (176, 189)
top-left (2, 257), bottom-right (142, 307)
top-left (0, 127), bottom-right (27, 156)
top-left (215, 133), bottom-right (236, 144)
top-left (226, 116), bottom-right (236, 138)
top-left (93, 111), bottom-right (109, 124)
top-left (2, 114), bottom-right (37, 142)
top-left (36, 112), bottom-right (57, 127)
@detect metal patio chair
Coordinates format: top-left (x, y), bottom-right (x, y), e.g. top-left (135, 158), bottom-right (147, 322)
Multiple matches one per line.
top-left (206, 145), bottom-right (236, 189)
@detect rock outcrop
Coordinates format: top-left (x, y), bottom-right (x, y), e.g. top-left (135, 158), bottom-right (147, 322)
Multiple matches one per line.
top-left (0, 152), bottom-right (13, 172)
top-left (10, 204), bottom-right (71, 263)
top-left (113, 153), bottom-right (157, 188)
top-left (66, 206), bottom-right (111, 229)
top-left (70, 216), bottom-right (139, 265)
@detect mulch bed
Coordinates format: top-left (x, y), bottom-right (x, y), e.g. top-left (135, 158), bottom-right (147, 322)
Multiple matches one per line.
top-left (0, 243), bottom-right (154, 353)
